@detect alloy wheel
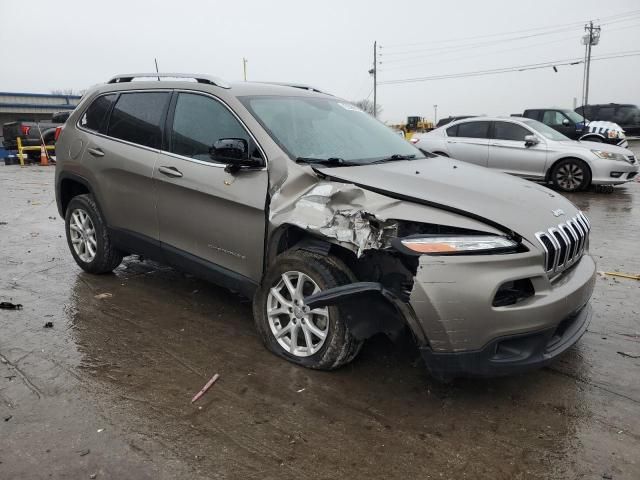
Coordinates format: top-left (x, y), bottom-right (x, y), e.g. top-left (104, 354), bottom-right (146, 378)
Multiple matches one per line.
top-left (555, 163), bottom-right (584, 191)
top-left (69, 208), bottom-right (97, 263)
top-left (266, 271), bottom-right (329, 357)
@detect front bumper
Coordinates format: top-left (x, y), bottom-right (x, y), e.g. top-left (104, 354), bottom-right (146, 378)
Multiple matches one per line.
top-left (407, 247), bottom-right (596, 377)
top-left (591, 159), bottom-right (638, 185)
top-left (420, 303), bottom-right (591, 378)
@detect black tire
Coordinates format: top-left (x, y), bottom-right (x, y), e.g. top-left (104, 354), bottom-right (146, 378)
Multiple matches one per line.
top-left (551, 158), bottom-right (591, 192)
top-left (65, 194), bottom-right (123, 274)
top-left (253, 249), bottom-right (363, 370)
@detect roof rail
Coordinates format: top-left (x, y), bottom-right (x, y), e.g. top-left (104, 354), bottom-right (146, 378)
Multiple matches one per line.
top-left (107, 73), bottom-right (231, 89)
top-left (259, 82), bottom-right (329, 94)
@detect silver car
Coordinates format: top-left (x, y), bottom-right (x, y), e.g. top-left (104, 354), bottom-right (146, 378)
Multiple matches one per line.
top-left (413, 116), bottom-right (638, 192)
top-left (55, 74), bottom-right (596, 380)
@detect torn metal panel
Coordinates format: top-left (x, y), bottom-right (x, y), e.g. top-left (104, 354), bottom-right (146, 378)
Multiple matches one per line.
top-left (269, 181), bottom-right (400, 256)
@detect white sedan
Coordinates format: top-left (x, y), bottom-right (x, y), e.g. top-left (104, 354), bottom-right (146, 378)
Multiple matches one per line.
top-left (412, 116), bottom-right (638, 192)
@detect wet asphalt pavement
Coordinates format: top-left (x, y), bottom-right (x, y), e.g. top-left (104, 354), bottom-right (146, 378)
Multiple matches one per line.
top-left (1, 149), bottom-right (639, 479)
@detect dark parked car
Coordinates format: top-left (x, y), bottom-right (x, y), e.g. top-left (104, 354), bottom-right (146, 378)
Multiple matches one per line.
top-left (522, 108), bottom-right (627, 147)
top-left (576, 104), bottom-right (640, 137)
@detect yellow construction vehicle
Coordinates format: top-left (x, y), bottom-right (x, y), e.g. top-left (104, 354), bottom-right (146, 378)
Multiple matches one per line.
top-left (390, 116), bottom-right (434, 141)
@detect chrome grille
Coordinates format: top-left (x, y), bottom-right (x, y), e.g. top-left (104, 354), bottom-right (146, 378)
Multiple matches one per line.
top-left (535, 212), bottom-right (590, 275)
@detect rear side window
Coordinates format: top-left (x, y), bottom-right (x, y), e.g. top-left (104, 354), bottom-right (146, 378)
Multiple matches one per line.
top-left (107, 92), bottom-right (171, 149)
top-left (170, 93), bottom-right (252, 163)
top-left (493, 122), bottom-right (530, 141)
top-left (456, 121), bottom-right (489, 139)
top-left (80, 94), bottom-right (116, 133)
top-left (446, 124), bottom-right (458, 137)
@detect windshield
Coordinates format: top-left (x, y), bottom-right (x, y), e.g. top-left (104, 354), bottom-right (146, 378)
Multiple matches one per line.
top-left (562, 110), bottom-right (586, 123)
top-left (521, 119), bottom-right (570, 141)
top-left (239, 96), bottom-right (425, 164)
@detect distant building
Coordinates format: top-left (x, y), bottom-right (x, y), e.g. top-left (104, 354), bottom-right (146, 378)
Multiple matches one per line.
top-left (0, 91), bottom-right (81, 127)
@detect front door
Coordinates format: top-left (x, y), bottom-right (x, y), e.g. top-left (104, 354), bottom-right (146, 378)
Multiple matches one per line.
top-left (542, 110), bottom-right (576, 139)
top-left (445, 120), bottom-right (490, 166)
top-left (155, 91), bottom-right (268, 282)
top-left (488, 121), bottom-right (547, 178)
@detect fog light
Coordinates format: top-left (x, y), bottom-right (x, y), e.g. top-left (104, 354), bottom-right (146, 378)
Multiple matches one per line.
top-left (493, 279), bottom-right (534, 307)
top-left (610, 172), bottom-right (623, 178)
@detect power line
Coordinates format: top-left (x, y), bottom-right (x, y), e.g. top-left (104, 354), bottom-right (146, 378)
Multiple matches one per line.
top-left (381, 8), bottom-right (640, 50)
top-left (378, 51), bottom-right (640, 85)
top-left (378, 20), bottom-right (640, 72)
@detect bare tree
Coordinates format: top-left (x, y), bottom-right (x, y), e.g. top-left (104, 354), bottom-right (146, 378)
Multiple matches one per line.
top-left (351, 99), bottom-right (382, 117)
top-left (51, 88), bottom-right (85, 96)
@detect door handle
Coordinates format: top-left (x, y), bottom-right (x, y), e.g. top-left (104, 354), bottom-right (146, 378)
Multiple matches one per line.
top-left (158, 166), bottom-right (183, 178)
top-left (447, 140), bottom-right (457, 144)
top-left (87, 147), bottom-right (104, 157)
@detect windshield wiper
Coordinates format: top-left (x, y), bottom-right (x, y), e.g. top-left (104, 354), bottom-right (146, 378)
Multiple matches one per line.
top-left (370, 154), bottom-right (417, 164)
top-left (296, 157), bottom-right (357, 166)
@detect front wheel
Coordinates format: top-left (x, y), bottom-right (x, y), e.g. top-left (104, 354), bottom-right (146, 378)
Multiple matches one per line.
top-left (551, 159), bottom-right (591, 192)
top-left (253, 250), bottom-right (363, 370)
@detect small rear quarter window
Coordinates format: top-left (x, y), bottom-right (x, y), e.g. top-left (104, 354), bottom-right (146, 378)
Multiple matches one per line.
top-left (79, 94), bottom-right (117, 133)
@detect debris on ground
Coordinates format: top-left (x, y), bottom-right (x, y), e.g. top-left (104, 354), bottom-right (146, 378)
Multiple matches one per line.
top-left (97, 428), bottom-right (104, 433)
top-left (44, 322), bottom-right (53, 328)
top-left (4, 415), bottom-right (12, 422)
top-left (78, 449), bottom-right (90, 456)
top-left (90, 474), bottom-right (97, 479)
top-left (0, 221), bottom-right (7, 225)
top-left (94, 293), bottom-right (113, 300)
top-left (0, 302), bottom-right (23, 310)
top-left (617, 351), bottom-right (640, 359)
top-left (600, 271), bottom-right (640, 281)
top-left (191, 373), bottom-right (220, 403)
top-left (296, 388), bottom-right (306, 393)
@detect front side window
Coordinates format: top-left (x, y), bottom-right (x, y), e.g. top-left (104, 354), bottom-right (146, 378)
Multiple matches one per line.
top-left (107, 92), bottom-right (171, 149)
top-left (615, 106), bottom-right (640, 123)
top-left (542, 111), bottom-right (565, 126)
top-left (80, 94), bottom-right (116, 133)
top-left (170, 93), bottom-right (253, 163)
top-left (493, 122), bottom-right (530, 141)
top-left (239, 96), bottom-right (423, 165)
top-left (456, 121), bottom-right (489, 139)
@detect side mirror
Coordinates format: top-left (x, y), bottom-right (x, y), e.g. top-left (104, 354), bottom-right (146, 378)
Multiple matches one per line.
top-left (524, 135), bottom-right (539, 146)
top-left (562, 118), bottom-right (570, 126)
top-left (209, 138), bottom-right (262, 172)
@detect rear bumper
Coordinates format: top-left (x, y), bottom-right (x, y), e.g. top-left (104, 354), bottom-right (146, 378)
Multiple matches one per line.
top-left (420, 303), bottom-right (591, 379)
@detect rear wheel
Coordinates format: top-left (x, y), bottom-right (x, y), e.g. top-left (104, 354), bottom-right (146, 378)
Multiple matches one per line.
top-left (551, 158), bottom-right (591, 192)
top-left (65, 194), bottom-right (123, 274)
top-left (253, 250), bottom-right (363, 370)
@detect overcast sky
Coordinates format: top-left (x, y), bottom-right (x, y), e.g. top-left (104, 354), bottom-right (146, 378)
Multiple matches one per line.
top-left (1, 0), bottom-right (638, 123)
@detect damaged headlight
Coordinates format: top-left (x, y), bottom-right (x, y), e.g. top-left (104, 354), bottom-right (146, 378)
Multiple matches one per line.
top-left (395, 235), bottom-right (518, 255)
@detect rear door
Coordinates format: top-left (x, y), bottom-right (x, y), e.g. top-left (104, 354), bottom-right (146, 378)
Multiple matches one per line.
top-left (488, 121), bottom-right (547, 178)
top-left (155, 91), bottom-right (268, 282)
top-left (80, 91), bottom-right (171, 243)
top-left (444, 121), bottom-right (490, 166)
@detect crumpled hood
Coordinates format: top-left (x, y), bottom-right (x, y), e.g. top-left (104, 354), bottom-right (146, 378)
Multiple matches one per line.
top-left (317, 157), bottom-right (581, 242)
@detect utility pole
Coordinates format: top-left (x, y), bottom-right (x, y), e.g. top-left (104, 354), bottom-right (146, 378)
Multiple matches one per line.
top-left (581, 21), bottom-right (600, 115)
top-left (368, 41), bottom-right (377, 118)
top-left (243, 58), bottom-right (248, 82)
top-left (154, 58), bottom-right (160, 81)
top-left (433, 104), bottom-right (438, 125)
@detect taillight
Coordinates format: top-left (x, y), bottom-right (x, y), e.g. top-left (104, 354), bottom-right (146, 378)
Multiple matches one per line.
top-left (20, 125), bottom-right (31, 136)
top-left (54, 126), bottom-right (64, 142)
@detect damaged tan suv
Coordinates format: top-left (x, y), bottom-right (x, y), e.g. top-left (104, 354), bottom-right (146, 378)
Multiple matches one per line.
top-left (55, 73), bottom-right (596, 379)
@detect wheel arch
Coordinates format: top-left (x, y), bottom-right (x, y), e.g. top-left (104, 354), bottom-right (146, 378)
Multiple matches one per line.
top-left (545, 156), bottom-right (593, 183)
top-left (57, 172), bottom-right (96, 218)
top-left (579, 133), bottom-right (605, 142)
